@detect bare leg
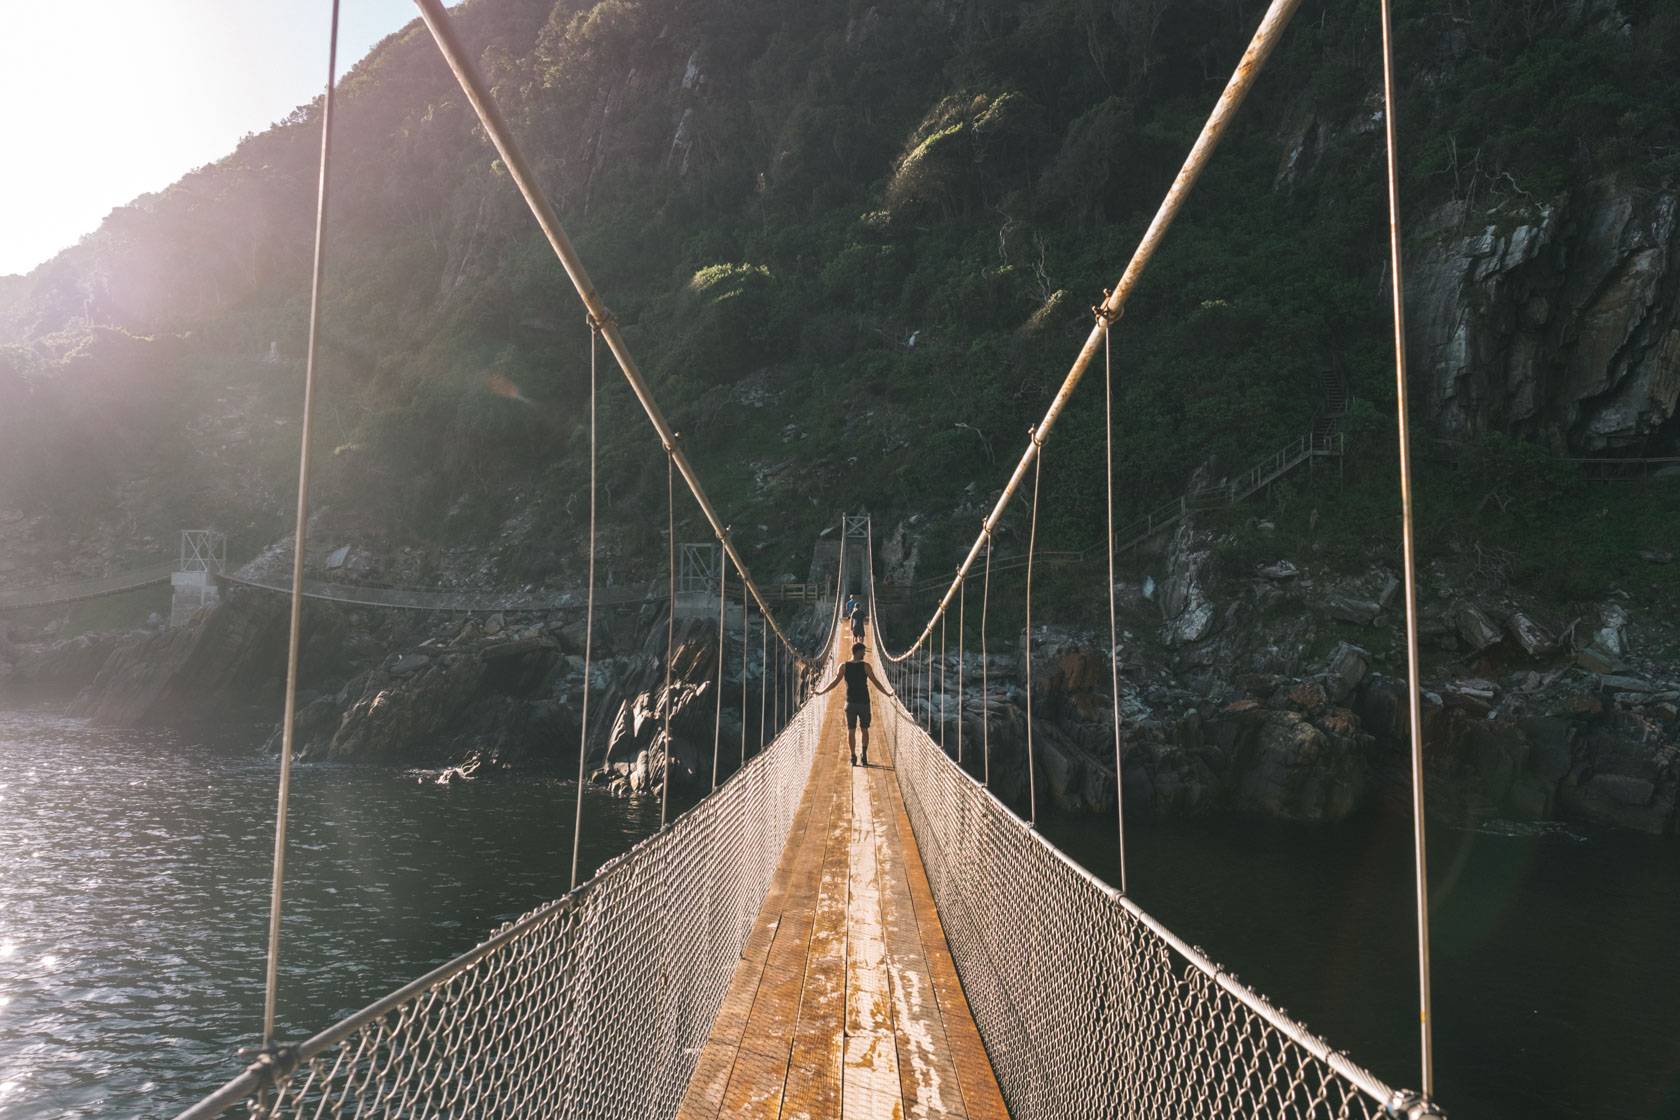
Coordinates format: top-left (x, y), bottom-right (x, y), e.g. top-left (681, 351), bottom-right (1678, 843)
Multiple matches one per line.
top-left (859, 724), bottom-right (870, 766)
top-left (847, 723), bottom-right (857, 764)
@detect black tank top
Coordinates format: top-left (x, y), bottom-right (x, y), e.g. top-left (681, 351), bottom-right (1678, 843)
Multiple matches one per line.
top-left (842, 661), bottom-right (869, 705)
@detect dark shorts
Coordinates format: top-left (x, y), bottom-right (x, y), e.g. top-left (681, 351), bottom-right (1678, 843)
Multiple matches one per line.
top-left (845, 702), bottom-right (872, 730)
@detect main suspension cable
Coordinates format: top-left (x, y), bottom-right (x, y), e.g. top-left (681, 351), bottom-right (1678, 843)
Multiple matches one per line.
top-left (1380, 0), bottom-right (1436, 1096)
top-left (571, 316), bottom-right (600, 892)
top-left (263, 0), bottom-right (340, 1049)
top-left (870, 0), bottom-right (1307, 668)
top-left (412, 0), bottom-right (811, 676)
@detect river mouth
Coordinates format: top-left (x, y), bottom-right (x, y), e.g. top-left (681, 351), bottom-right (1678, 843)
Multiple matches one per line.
top-left (2, 706), bottom-right (1676, 1120)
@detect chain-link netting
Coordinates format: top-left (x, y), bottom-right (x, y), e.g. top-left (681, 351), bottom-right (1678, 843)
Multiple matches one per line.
top-left (880, 695), bottom-right (1408, 1120)
top-left (176, 659), bottom-right (830, 1120)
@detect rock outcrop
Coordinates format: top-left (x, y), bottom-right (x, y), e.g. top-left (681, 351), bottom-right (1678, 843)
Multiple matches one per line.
top-left (1406, 186), bottom-right (1680, 453)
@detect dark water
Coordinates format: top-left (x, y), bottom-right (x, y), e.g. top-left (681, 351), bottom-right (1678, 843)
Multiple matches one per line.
top-left (1043, 803), bottom-right (1680, 1120)
top-left (0, 708), bottom-right (662, 1119)
top-left (3, 707), bottom-right (1677, 1120)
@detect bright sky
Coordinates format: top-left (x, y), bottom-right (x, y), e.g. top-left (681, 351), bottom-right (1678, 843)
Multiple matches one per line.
top-left (0, 0), bottom-right (425, 277)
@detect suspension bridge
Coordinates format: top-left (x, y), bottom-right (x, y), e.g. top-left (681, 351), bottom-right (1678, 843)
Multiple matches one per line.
top-left (156, 0), bottom-right (1451, 1115)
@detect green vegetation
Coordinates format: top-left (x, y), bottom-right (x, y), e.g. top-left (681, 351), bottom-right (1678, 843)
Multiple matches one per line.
top-left (2, 0), bottom-right (1676, 604)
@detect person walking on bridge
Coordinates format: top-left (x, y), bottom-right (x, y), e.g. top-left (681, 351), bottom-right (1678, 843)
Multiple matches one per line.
top-left (814, 642), bottom-right (888, 767)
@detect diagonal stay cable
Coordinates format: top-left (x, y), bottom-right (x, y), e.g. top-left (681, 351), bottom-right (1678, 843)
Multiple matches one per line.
top-left (873, 0), bottom-right (1308, 665)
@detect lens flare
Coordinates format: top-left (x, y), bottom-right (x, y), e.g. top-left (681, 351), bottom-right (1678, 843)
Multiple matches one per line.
top-left (484, 373), bottom-right (530, 403)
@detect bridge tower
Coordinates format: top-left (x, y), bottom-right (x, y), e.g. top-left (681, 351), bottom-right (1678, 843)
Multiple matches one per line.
top-left (674, 542), bottom-right (743, 624)
top-left (841, 514), bottom-right (869, 599)
top-left (171, 530), bottom-right (227, 626)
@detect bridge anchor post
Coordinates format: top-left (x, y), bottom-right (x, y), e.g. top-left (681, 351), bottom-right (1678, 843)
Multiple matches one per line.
top-left (171, 530), bottom-right (227, 626)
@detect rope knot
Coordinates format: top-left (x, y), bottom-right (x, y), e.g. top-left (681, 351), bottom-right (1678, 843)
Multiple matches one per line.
top-left (1092, 289), bottom-right (1122, 324)
top-left (586, 310), bottom-right (618, 334)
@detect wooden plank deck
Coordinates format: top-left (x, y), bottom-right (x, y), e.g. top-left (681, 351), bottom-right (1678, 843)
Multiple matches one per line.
top-left (677, 636), bottom-right (1009, 1120)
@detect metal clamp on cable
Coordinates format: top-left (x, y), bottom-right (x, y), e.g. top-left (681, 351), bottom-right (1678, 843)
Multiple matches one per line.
top-left (1387, 1091), bottom-right (1448, 1119)
top-left (1091, 288), bottom-right (1122, 325)
top-left (236, 1041), bottom-right (302, 1094)
top-left (586, 309), bottom-right (618, 334)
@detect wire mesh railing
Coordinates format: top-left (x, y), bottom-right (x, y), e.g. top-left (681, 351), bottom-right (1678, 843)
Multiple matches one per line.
top-left (878, 691), bottom-right (1408, 1119)
top-left (0, 560), bottom-right (178, 611)
top-left (173, 643), bottom-right (833, 1120)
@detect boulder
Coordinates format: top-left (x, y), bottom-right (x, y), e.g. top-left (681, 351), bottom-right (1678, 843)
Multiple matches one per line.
top-left (1456, 604), bottom-right (1505, 652)
top-left (1320, 594), bottom-right (1382, 626)
top-left (1235, 711), bottom-right (1364, 823)
top-left (1505, 611), bottom-right (1556, 657)
top-left (1324, 642), bottom-right (1369, 703)
top-left (1256, 560), bottom-right (1301, 581)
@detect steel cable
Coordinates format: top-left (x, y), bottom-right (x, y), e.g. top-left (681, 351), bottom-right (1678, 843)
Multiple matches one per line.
top-left (571, 318), bottom-right (599, 892)
top-left (1379, 0), bottom-right (1436, 1096)
top-left (662, 452), bottom-right (675, 828)
top-left (263, 0), bottom-right (340, 1049)
top-left (1104, 324), bottom-right (1128, 893)
top-left (1024, 435), bottom-right (1042, 827)
top-left (871, 0), bottom-right (1308, 670)
top-left (982, 534), bottom-right (992, 787)
top-left (712, 553), bottom-right (725, 792)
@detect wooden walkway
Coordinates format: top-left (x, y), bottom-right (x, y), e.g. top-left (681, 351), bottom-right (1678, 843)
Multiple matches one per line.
top-left (677, 638), bottom-right (1009, 1120)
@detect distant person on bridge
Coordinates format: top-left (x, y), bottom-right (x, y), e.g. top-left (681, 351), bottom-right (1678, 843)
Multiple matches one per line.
top-left (844, 593), bottom-right (857, 618)
top-left (850, 605), bottom-right (865, 640)
top-left (814, 642), bottom-right (888, 767)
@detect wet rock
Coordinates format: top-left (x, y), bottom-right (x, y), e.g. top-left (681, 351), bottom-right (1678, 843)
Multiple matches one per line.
top-left (1505, 611), bottom-right (1556, 657)
top-left (1594, 604), bottom-right (1629, 656)
top-left (1575, 645), bottom-right (1626, 674)
top-left (1456, 604), bottom-right (1504, 652)
top-left (1324, 642), bottom-right (1369, 703)
top-left (1638, 547), bottom-right (1674, 565)
top-left (1257, 560), bottom-right (1301, 581)
top-left (389, 653), bottom-right (431, 676)
top-left (1287, 680), bottom-right (1329, 715)
top-left (1235, 711), bottom-right (1365, 823)
top-left (1445, 678), bottom-right (1498, 715)
top-left (1319, 593), bottom-right (1382, 626)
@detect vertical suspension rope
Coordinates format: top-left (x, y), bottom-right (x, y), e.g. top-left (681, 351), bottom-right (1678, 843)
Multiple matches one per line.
top-left (263, 0), bottom-right (340, 1049)
top-left (571, 317), bottom-right (600, 892)
top-left (982, 533), bottom-right (992, 788)
top-left (957, 576), bottom-right (965, 766)
top-left (1380, 0), bottom-right (1435, 1096)
top-left (939, 612), bottom-right (947, 752)
top-left (661, 451), bottom-right (675, 829)
top-left (760, 607), bottom-right (768, 750)
top-left (712, 552), bottom-right (726, 791)
top-left (1024, 430), bottom-right (1043, 827)
top-left (740, 575), bottom-right (748, 767)
top-left (1103, 320), bottom-right (1128, 894)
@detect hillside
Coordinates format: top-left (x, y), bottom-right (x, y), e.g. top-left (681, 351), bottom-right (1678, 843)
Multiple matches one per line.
top-left (1, 0), bottom-right (1678, 601)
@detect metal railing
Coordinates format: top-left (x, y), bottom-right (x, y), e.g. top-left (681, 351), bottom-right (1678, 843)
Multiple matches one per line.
top-left (174, 641), bottom-right (837, 1120)
top-left (0, 560), bottom-right (178, 612)
top-left (878, 677), bottom-right (1409, 1120)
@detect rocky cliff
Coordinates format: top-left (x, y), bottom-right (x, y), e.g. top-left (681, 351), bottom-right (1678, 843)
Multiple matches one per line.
top-left (1408, 186), bottom-right (1680, 454)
